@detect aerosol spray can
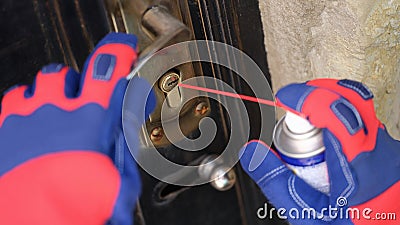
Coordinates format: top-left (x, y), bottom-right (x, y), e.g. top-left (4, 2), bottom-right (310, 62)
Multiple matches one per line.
top-left (273, 112), bottom-right (330, 194)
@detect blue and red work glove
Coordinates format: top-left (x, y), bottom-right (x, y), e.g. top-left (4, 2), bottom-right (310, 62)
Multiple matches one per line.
top-left (0, 33), bottom-right (155, 225)
top-left (240, 79), bottom-right (399, 224)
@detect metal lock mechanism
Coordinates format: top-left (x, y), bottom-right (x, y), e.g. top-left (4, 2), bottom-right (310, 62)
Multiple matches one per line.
top-left (105, 0), bottom-right (210, 147)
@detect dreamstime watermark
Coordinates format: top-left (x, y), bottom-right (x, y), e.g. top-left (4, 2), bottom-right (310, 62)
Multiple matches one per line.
top-left (257, 197), bottom-right (397, 221)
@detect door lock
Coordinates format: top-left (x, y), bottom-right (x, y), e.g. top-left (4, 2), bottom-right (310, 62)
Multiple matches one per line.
top-left (106, 0), bottom-right (210, 147)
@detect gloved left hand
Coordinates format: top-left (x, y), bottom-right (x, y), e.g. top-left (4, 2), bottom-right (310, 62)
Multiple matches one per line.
top-left (0, 33), bottom-right (155, 225)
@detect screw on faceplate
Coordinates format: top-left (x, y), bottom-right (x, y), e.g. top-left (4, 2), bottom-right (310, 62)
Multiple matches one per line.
top-left (150, 127), bottom-right (164, 142)
top-left (195, 102), bottom-right (208, 116)
top-left (159, 72), bottom-right (180, 93)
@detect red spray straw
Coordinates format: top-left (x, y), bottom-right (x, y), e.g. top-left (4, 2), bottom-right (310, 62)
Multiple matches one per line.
top-left (178, 82), bottom-right (282, 152)
top-left (178, 83), bottom-right (277, 107)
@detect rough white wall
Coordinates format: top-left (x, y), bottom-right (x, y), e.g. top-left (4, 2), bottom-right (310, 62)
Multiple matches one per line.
top-left (260, 0), bottom-right (400, 139)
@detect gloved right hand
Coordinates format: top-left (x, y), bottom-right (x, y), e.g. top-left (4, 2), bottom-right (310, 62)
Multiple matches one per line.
top-left (240, 79), bottom-right (400, 224)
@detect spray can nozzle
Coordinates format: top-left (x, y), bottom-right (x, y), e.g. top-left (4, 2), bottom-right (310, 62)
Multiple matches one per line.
top-left (284, 112), bottom-right (315, 134)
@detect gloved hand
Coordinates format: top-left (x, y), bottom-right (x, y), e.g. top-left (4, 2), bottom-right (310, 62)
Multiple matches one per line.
top-left (0, 33), bottom-right (155, 225)
top-left (240, 79), bottom-right (400, 224)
